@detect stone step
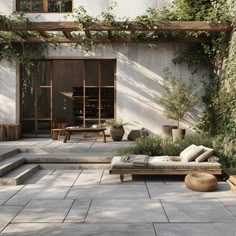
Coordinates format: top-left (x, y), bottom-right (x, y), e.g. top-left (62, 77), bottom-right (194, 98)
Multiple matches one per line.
top-left (16, 153), bottom-right (112, 164)
top-left (0, 164), bottom-right (40, 185)
top-left (0, 157), bottom-right (25, 177)
top-left (0, 149), bottom-right (19, 161)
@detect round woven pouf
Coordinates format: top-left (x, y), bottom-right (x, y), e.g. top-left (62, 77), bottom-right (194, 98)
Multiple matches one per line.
top-left (185, 173), bottom-right (218, 192)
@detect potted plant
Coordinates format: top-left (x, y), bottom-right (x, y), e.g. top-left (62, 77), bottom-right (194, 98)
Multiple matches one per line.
top-left (156, 69), bottom-right (199, 141)
top-left (104, 119), bottom-right (129, 141)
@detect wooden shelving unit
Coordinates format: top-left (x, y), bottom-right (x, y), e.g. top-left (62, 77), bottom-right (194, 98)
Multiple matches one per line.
top-left (72, 60), bottom-right (115, 127)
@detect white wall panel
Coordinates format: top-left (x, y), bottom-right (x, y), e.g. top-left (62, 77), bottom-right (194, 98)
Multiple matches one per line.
top-left (0, 61), bottom-right (16, 124)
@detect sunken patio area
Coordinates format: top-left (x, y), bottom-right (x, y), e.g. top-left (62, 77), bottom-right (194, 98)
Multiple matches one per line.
top-left (0, 138), bottom-right (236, 236)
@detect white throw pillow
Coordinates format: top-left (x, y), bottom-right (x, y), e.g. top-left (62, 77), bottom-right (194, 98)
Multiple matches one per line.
top-left (195, 145), bottom-right (214, 162)
top-left (180, 144), bottom-right (197, 157)
top-left (180, 145), bottom-right (204, 162)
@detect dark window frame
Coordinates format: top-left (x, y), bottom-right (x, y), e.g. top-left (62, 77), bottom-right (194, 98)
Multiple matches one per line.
top-left (16, 0), bottom-right (73, 13)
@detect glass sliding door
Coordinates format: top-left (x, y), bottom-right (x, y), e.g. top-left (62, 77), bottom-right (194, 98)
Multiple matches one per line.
top-left (21, 61), bottom-right (52, 136)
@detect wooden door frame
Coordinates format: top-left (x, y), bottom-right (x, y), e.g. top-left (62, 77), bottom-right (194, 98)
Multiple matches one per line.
top-left (20, 58), bottom-right (116, 136)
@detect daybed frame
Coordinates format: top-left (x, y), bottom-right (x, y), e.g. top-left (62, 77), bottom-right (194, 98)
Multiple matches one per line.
top-left (109, 168), bottom-right (222, 182)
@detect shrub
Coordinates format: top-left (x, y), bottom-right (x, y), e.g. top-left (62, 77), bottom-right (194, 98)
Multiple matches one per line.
top-left (117, 135), bottom-right (163, 156)
top-left (118, 133), bottom-right (214, 157)
top-left (161, 133), bottom-right (213, 156)
top-left (212, 135), bottom-right (236, 168)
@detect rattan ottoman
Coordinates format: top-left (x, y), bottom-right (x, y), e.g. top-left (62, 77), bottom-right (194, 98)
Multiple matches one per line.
top-left (185, 173), bottom-right (218, 192)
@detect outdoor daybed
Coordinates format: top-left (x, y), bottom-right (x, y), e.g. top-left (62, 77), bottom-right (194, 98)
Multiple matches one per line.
top-left (109, 144), bottom-right (222, 182)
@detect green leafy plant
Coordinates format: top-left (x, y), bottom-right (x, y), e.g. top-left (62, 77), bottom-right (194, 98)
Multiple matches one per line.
top-left (117, 135), bottom-right (163, 156)
top-left (156, 69), bottom-right (199, 128)
top-left (117, 133), bottom-right (214, 157)
top-left (0, 12), bottom-right (47, 65)
top-left (104, 119), bottom-right (129, 128)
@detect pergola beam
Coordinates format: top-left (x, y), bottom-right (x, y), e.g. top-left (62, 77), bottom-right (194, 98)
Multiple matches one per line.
top-left (62, 31), bottom-right (73, 39)
top-left (0, 36), bottom-right (208, 44)
top-left (38, 31), bottom-right (51, 38)
top-left (0, 21), bottom-right (232, 32)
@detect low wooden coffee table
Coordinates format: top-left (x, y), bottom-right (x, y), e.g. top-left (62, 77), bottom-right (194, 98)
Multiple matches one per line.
top-left (63, 127), bottom-right (107, 143)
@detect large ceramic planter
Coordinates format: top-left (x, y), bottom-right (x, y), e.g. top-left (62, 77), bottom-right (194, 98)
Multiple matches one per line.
top-left (162, 125), bottom-right (178, 138)
top-left (172, 128), bottom-right (186, 142)
top-left (110, 126), bottom-right (125, 141)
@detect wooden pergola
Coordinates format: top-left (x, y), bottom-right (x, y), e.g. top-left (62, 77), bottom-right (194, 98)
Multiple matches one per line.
top-left (0, 21), bottom-right (232, 44)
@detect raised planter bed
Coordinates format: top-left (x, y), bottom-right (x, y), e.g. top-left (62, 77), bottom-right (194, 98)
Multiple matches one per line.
top-left (0, 124), bottom-right (21, 141)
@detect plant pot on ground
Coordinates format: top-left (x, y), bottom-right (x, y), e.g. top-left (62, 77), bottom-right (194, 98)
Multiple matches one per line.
top-left (172, 128), bottom-right (186, 142)
top-left (104, 119), bottom-right (129, 141)
top-left (156, 68), bottom-right (199, 142)
top-left (162, 125), bottom-right (177, 138)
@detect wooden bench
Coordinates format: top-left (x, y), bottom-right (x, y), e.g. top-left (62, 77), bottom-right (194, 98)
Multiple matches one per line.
top-left (51, 128), bottom-right (64, 140)
top-left (63, 127), bottom-right (107, 143)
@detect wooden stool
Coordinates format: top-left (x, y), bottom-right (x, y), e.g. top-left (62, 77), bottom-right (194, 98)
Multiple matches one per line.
top-left (185, 173), bottom-right (218, 192)
top-left (51, 129), bottom-right (63, 140)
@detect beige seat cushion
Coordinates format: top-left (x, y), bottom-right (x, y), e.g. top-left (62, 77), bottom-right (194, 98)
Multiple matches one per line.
top-left (111, 156), bottom-right (221, 169)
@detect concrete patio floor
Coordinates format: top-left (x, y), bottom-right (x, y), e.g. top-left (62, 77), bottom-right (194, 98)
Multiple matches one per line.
top-left (0, 138), bottom-right (236, 235)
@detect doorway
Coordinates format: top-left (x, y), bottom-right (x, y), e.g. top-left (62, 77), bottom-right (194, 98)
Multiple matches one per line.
top-left (20, 59), bottom-right (116, 136)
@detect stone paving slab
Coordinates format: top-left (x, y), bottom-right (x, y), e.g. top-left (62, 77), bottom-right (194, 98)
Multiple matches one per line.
top-left (35, 173), bottom-right (79, 186)
top-left (220, 197), bottom-right (236, 206)
top-left (73, 170), bottom-right (103, 185)
top-left (147, 181), bottom-right (233, 200)
top-left (161, 199), bottom-right (236, 222)
top-left (101, 170), bottom-right (142, 184)
top-left (64, 200), bottom-right (91, 222)
top-left (52, 170), bottom-right (82, 174)
top-left (0, 186), bottom-right (23, 205)
top-left (86, 199), bottom-right (168, 222)
top-left (226, 205), bottom-right (236, 217)
top-left (0, 206), bottom-right (23, 232)
top-left (12, 199), bottom-right (73, 223)
top-left (66, 184), bottom-right (150, 200)
top-left (154, 223), bottom-right (236, 236)
top-left (1, 223), bottom-right (156, 236)
top-left (5, 185), bottom-right (71, 205)
top-left (23, 170), bottom-right (55, 185)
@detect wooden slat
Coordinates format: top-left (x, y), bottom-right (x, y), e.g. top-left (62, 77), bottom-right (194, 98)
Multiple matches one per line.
top-left (130, 30), bottom-right (135, 38)
top-left (13, 31), bottom-right (25, 37)
top-left (108, 31), bottom-right (112, 39)
top-left (0, 36), bottom-right (208, 44)
top-left (63, 31), bottom-right (73, 39)
top-left (109, 168), bottom-right (222, 175)
top-left (85, 30), bottom-right (91, 38)
top-left (43, 0), bottom-right (48, 13)
top-left (0, 21), bottom-right (232, 32)
top-left (38, 31), bottom-right (50, 38)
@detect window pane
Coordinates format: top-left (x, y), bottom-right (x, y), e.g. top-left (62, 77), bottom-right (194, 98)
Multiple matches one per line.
top-left (37, 88), bottom-right (51, 118)
top-left (85, 61), bottom-right (99, 86)
top-left (48, 0), bottom-right (72, 12)
top-left (19, 0), bottom-right (31, 11)
top-left (101, 61), bottom-right (115, 86)
top-left (37, 61), bottom-right (51, 86)
top-left (48, 1), bottom-right (59, 12)
top-left (22, 120), bottom-right (35, 134)
top-left (21, 65), bottom-right (35, 118)
top-left (37, 120), bottom-right (51, 134)
top-left (32, 0), bottom-right (43, 12)
top-left (61, 1), bottom-right (72, 12)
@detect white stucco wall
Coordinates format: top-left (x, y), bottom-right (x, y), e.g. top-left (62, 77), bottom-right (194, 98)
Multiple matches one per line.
top-left (0, 61), bottom-right (17, 124)
top-left (0, 0), bottom-right (208, 135)
top-left (1, 0), bottom-right (172, 20)
top-left (46, 43), bottom-right (206, 135)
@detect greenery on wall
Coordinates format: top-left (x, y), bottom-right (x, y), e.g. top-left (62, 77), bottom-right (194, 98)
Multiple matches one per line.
top-left (0, 12), bottom-right (47, 65)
